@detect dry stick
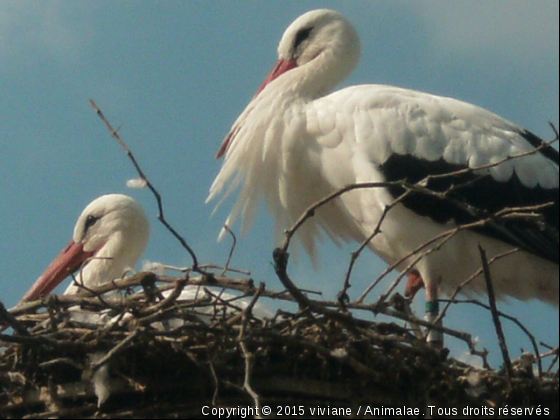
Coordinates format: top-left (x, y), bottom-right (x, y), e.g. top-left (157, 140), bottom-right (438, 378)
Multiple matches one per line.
top-left (280, 181), bottom-right (398, 252)
top-left (275, 181), bottom-right (554, 361)
top-left (138, 278), bottom-right (189, 316)
top-left (273, 248), bottom-right (317, 313)
top-left (272, 248), bottom-right (473, 355)
top-left (201, 287), bottom-right (253, 321)
top-left (434, 249), bottom-right (525, 335)
top-left (281, 136), bottom-right (558, 254)
top-left (359, 201), bottom-right (553, 306)
top-left (0, 332), bottom-right (58, 347)
top-left (359, 217), bottom-right (485, 305)
top-left (547, 122), bottom-right (559, 141)
top-left (540, 346), bottom-right (559, 374)
top-left (66, 257), bottom-right (126, 310)
top-left (208, 361), bottom-right (221, 406)
top-left (435, 249), bottom-right (520, 323)
top-left (442, 297), bottom-right (542, 377)
top-left (225, 283), bottom-right (266, 326)
top-left (279, 135), bottom-right (557, 302)
top-left (422, 136), bottom-right (558, 185)
top-left (89, 99), bottom-right (200, 271)
top-left (339, 191), bottom-right (411, 304)
top-left (479, 246), bottom-right (513, 377)
top-left (221, 225), bottom-right (238, 276)
top-left (91, 329), bottom-right (140, 371)
top-left (237, 285), bottom-right (265, 413)
top-left (9, 272), bottom-right (159, 316)
top-left (0, 301), bottom-right (29, 335)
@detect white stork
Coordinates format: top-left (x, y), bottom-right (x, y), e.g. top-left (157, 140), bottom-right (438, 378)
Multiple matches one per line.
top-left (208, 9), bottom-right (559, 342)
top-left (20, 194), bottom-right (271, 320)
top-left (22, 194), bottom-right (150, 302)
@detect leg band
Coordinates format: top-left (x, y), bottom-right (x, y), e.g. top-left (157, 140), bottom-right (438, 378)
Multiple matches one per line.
top-left (425, 300), bottom-right (439, 314)
top-left (425, 302), bottom-right (443, 344)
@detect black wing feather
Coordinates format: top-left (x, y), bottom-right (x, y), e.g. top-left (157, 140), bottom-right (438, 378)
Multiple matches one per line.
top-left (380, 131), bottom-right (559, 264)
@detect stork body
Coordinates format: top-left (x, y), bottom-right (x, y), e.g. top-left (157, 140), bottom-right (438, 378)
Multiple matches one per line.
top-left (208, 9), bottom-right (559, 334)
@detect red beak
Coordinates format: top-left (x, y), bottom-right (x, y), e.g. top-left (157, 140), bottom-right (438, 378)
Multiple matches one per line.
top-left (254, 57), bottom-right (298, 98)
top-left (216, 58), bottom-right (298, 159)
top-left (21, 240), bottom-right (96, 302)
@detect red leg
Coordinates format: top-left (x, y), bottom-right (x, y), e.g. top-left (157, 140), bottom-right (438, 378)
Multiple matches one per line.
top-left (405, 269), bottom-right (424, 299)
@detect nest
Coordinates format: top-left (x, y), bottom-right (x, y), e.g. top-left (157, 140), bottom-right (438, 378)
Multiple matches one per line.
top-left (1, 271), bottom-right (558, 419)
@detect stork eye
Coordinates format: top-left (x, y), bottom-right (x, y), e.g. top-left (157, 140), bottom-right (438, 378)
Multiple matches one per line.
top-left (294, 27), bottom-right (313, 49)
top-left (84, 214), bottom-right (99, 232)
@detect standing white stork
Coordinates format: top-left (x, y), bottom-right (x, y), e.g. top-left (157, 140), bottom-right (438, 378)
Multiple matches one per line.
top-left (21, 194), bottom-right (150, 302)
top-left (208, 9), bottom-right (559, 341)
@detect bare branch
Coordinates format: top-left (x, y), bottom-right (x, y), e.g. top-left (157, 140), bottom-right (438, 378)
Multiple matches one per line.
top-left (478, 246), bottom-right (513, 377)
top-left (0, 301), bottom-right (29, 335)
top-left (89, 99), bottom-right (201, 271)
top-left (339, 191), bottom-right (411, 305)
top-left (221, 225), bottom-right (238, 276)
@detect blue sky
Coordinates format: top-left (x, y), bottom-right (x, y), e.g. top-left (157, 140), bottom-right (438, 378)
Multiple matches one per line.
top-left (1, 1), bottom-right (558, 367)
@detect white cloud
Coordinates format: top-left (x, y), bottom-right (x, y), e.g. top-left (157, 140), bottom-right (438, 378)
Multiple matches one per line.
top-left (413, 1), bottom-right (559, 59)
top-left (0, 2), bottom-right (95, 69)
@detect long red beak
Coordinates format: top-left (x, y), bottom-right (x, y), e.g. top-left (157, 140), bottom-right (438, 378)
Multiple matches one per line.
top-left (21, 240), bottom-right (96, 302)
top-left (216, 58), bottom-right (298, 159)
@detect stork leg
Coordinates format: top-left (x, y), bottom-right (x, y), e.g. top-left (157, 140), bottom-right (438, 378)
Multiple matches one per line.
top-left (405, 271), bottom-right (443, 347)
top-left (405, 269), bottom-right (424, 299)
top-left (425, 281), bottom-right (443, 347)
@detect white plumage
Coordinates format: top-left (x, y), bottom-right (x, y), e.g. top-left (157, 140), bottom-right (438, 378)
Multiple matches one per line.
top-left (18, 194), bottom-right (270, 406)
top-left (22, 194), bottom-right (150, 301)
top-left (21, 194), bottom-right (271, 318)
top-left (208, 9), bottom-right (559, 316)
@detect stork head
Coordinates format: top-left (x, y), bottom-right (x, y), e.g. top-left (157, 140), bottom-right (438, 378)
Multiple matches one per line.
top-left (21, 194), bottom-right (150, 302)
top-left (216, 9), bottom-right (361, 158)
top-left (255, 9), bottom-right (360, 98)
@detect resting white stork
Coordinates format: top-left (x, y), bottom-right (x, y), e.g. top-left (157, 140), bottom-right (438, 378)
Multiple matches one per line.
top-left (20, 194), bottom-right (271, 320)
top-left (208, 9), bottom-right (559, 342)
top-left (22, 194), bottom-right (150, 302)
top-left (17, 194), bottom-right (268, 406)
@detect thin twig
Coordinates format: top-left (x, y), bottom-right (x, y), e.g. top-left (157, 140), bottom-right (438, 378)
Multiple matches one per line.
top-left (91, 329), bottom-right (140, 371)
top-left (440, 297), bottom-right (542, 377)
top-left (547, 122), bottom-right (559, 141)
top-left (221, 225), bottom-right (237, 276)
top-left (339, 191), bottom-right (411, 305)
top-left (237, 285), bottom-right (265, 413)
top-left (435, 249), bottom-right (520, 326)
top-left (479, 246), bottom-right (513, 377)
top-left (89, 99), bottom-right (200, 271)
top-left (281, 134), bottom-right (558, 258)
top-left (0, 301), bottom-right (29, 335)
top-left (271, 248), bottom-right (481, 355)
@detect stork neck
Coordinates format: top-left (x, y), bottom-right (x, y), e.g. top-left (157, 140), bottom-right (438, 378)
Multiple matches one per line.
top-left (274, 53), bottom-right (345, 101)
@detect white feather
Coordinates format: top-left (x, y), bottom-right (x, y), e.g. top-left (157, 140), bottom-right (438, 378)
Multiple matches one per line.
top-left (208, 9), bottom-right (558, 305)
